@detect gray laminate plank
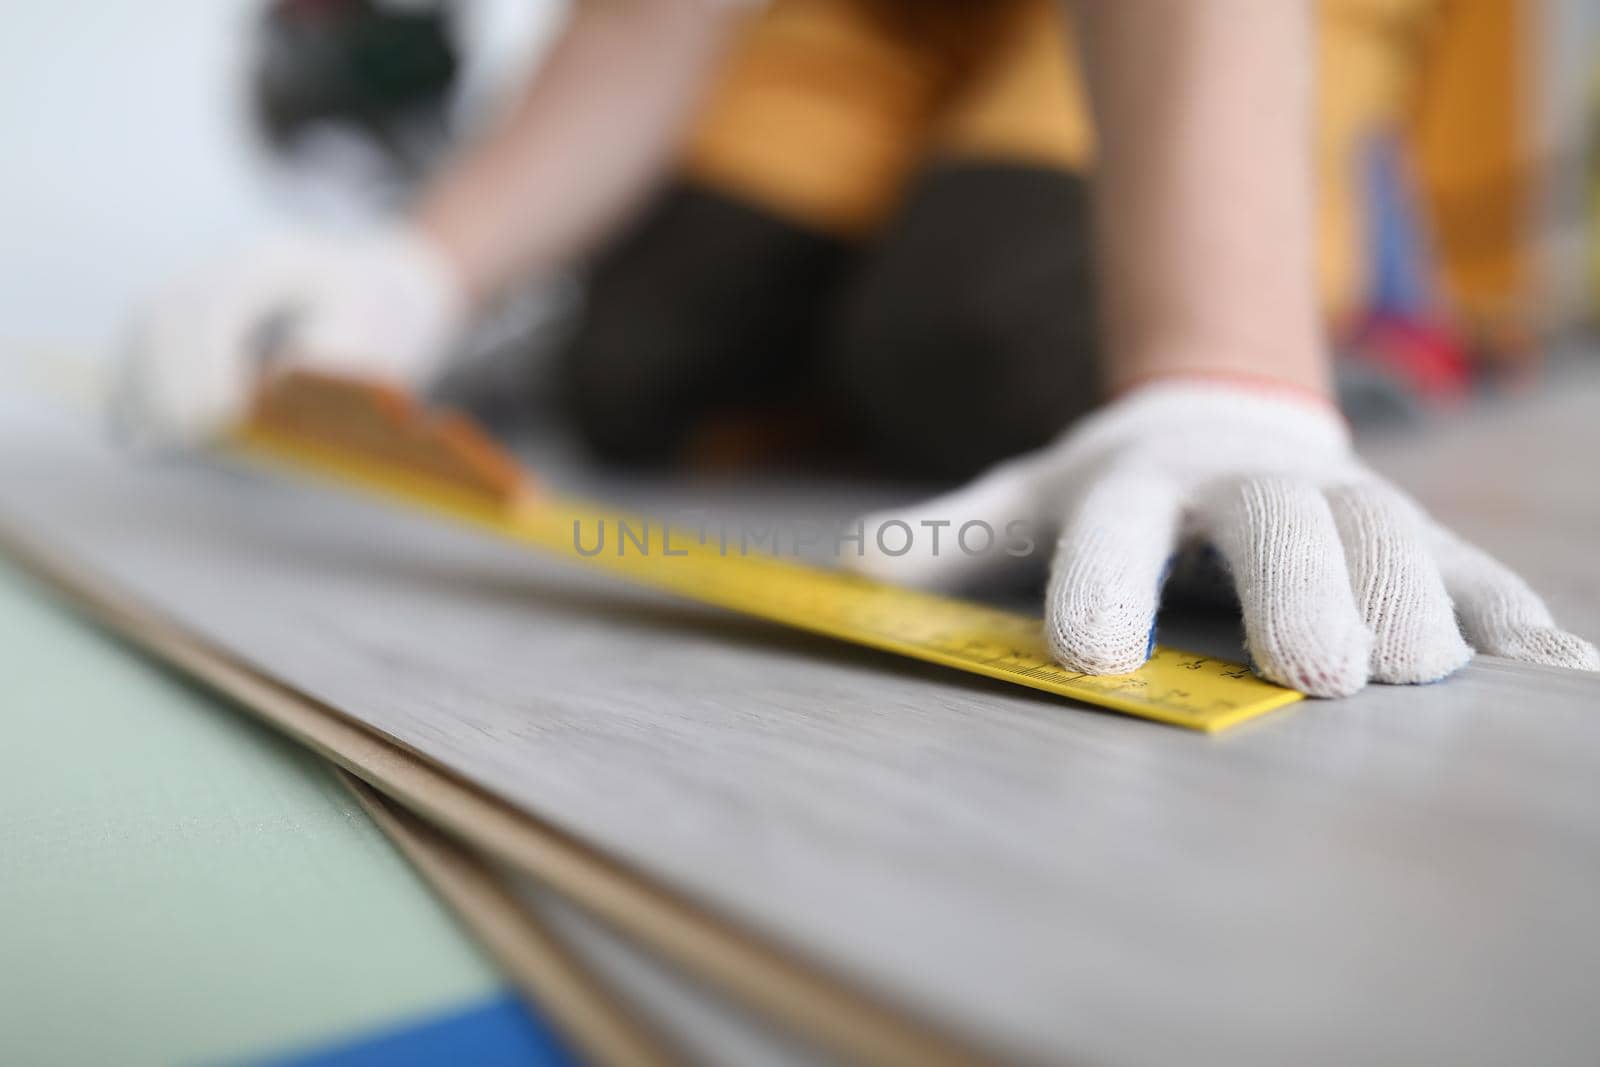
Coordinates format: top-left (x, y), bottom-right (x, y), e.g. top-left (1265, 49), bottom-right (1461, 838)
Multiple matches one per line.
top-left (507, 872), bottom-right (840, 1067)
top-left (2, 377), bottom-right (1598, 1066)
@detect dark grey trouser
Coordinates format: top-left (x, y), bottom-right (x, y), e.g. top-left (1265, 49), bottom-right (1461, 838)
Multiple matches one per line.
top-left (559, 160), bottom-right (1102, 481)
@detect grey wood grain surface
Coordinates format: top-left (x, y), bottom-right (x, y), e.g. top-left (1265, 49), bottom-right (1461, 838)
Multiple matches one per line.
top-left (507, 871), bottom-right (840, 1067)
top-left (2, 372), bottom-right (1599, 1066)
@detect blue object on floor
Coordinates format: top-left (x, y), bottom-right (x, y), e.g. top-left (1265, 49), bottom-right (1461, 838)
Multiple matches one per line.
top-left (252, 993), bottom-right (580, 1067)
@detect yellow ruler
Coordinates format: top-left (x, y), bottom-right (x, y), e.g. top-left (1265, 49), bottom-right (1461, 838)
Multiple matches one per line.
top-left (231, 373), bottom-right (1300, 733)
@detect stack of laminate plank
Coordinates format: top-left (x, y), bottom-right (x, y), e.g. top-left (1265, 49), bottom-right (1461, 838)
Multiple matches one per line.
top-left (3, 366), bottom-right (1599, 1067)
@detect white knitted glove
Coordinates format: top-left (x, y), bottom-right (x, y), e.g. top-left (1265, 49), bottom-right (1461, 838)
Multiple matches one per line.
top-left (850, 380), bottom-right (1599, 697)
top-left (111, 226), bottom-right (466, 450)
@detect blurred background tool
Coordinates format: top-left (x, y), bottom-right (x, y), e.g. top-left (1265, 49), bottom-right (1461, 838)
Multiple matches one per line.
top-left (252, 0), bottom-right (460, 200)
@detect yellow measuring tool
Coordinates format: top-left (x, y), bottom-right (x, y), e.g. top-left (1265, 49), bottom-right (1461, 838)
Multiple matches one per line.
top-left (231, 372), bottom-right (1301, 733)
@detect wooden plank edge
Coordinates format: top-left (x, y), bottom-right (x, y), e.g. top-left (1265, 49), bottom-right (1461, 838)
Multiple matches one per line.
top-left (0, 521), bottom-right (1004, 1067)
top-left (336, 770), bottom-right (684, 1067)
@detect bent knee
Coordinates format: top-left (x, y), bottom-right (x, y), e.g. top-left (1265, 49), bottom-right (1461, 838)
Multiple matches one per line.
top-left (827, 162), bottom-right (1102, 478)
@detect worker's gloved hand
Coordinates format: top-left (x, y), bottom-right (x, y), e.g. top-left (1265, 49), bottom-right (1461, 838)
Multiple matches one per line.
top-left (849, 379), bottom-right (1600, 697)
top-left (111, 225), bottom-right (466, 450)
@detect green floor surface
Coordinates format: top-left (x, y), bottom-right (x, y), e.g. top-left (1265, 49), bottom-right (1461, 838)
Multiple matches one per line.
top-left (0, 559), bottom-right (503, 1066)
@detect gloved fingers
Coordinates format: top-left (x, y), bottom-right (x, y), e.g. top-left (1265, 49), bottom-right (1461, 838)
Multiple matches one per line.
top-left (109, 260), bottom-right (308, 450)
top-left (109, 227), bottom-right (465, 453)
top-left (289, 227), bottom-right (466, 382)
top-left (1430, 527), bottom-right (1600, 671)
top-left (1201, 475), bottom-right (1372, 697)
top-left (846, 458), bottom-right (1047, 591)
top-left (1043, 471), bottom-right (1183, 675)
top-left (1327, 482), bottom-right (1471, 684)
top-left (110, 299), bottom-right (260, 452)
